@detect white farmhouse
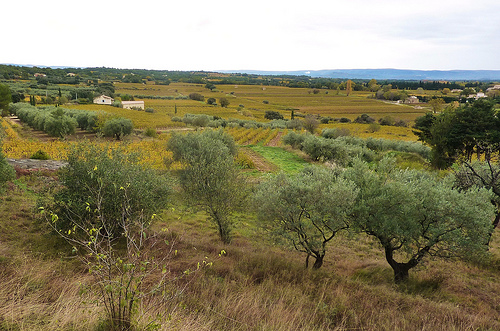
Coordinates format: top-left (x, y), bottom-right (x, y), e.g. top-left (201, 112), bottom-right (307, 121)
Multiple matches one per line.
top-left (404, 96), bottom-right (419, 104)
top-left (122, 100), bottom-right (145, 110)
top-left (93, 95), bottom-right (114, 105)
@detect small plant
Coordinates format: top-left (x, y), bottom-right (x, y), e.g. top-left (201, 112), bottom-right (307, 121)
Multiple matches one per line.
top-left (144, 127), bottom-right (158, 138)
top-left (30, 149), bottom-right (50, 160)
top-left (145, 107), bottom-right (154, 113)
top-left (368, 123), bottom-right (381, 133)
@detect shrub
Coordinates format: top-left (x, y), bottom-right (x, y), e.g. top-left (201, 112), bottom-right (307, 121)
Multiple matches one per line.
top-left (30, 149), bottom-right (50, 160)
top-left (264, 110), bottom-right (284, 120)
top-left (219, 97), bottom-right (230, 108)
top-left (286, 119), bottom-right (303, 130)
top-left (144, 127), bottom-right (158, 138)
top-left (50, 144), bottom-right (171, 237)
top-left (378, 116), bottom-right (395, 126)
top-left (354, 114), bottom-right (375, 124)
top-left (368, 123), bottom-right (381, 133)
top-left (103, 117), bottom-right (133, 140)
top-left (207, 97), bottom-right (216, 105)
top-left (191, 114), bottom-right (211, 127)
top-left (339, 117), bottom-right (351, 123)
top-left (282, 131), bottom-right (307, 149)
top-left (44, 109), bottom-right (77, 138)
top-left (394, 119), bottom-right (408, 127)
top-left (302, 115), bottom-right (319, 134)
top-left (188, 93), bottom-right (204, 101)
top-left (322, 128), bottom-right (351, 139)
top-left (0, 149), bottom-right (15, 191)
top-left (263, 100), bottom-right (269, 104)
top-left (145, 107), bottom-right (154, 113)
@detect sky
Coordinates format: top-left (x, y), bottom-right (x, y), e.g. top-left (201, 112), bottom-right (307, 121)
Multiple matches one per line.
top-left (2, 0), bottom-right (500, 72)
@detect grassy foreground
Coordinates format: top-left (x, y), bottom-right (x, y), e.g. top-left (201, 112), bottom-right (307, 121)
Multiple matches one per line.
top-left (1, 172), bottom-right (500, 330)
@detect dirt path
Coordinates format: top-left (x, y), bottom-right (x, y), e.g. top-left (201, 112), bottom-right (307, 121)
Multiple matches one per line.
top-left (266, 131), bottom-right (283, 147)
top-left (240, 147), bottom-right (277, 173)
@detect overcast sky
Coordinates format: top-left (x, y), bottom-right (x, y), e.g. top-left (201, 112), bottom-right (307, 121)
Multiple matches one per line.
top-left (2, 0), bottom-right (499, 71)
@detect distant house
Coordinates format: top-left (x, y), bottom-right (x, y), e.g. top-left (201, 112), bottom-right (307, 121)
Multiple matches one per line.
top-left (404, 96), bottom-right (419, 104)
top-left (468, 93), bottom-right (486, 100)
top-left (34, 73), bottom-right (46, 77)
top-left (486, 85), bottom-right (500, 92)
top-left (122, 100), bottom-right (145, 110)
top-left (451, 89), bottom-right (463, 93)
top-left (67, 73), bottom-right (76, 77)
top-left (93, 95), bottom-right (114, 105)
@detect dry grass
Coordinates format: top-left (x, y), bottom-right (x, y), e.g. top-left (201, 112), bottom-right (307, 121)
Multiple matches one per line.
top-left (2, 174), bottom-right (500, 330)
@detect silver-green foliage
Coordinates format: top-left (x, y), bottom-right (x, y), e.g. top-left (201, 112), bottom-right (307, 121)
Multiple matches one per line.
top-left (168, 130), bottom-right (243, 244)
top-left (343, 157), bottom-right (495, 282)
top-left (253, 166), bottom-right (358, 269)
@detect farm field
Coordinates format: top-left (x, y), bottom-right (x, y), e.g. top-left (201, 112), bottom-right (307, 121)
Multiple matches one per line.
top-left (113, 82), bottom-right (429, 125)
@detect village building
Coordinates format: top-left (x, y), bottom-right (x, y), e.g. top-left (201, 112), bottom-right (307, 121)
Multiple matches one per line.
top-left (486, 85), bottom-right (500, 92)
top-left (122, 100), bottom-right (145, 110)
top-left (93, 95), bottom-right (114, 105)
top-left (404, 96), bottom-right (419, 104)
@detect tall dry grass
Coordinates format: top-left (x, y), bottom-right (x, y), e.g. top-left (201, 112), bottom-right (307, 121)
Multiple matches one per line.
top-left (2, 174), bottom-right (500, 330)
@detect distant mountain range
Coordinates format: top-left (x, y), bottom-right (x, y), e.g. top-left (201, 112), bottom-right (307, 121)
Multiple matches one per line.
top-left (221, 69), bottom-right (500, 81)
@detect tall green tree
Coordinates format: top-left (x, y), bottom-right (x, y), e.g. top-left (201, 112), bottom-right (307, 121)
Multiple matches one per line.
top-left (413, 99), bottom-right (500, 168)
top-left (253, 166), bottom-right (357, 269)
top-left (344, 158), bottom-right (494, 283)
top-left (167, 130), bottom-right (244, 244)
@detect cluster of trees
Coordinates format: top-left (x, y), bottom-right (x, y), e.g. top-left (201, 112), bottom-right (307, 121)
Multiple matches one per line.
top-left (254, 159), bottom-right (494, 282)
top-left (283, 131), bottom-right (430, 164)
top-left (413, 99), bottom-right (500, 169)
top-left (10, 103), bottom-right (133, 139)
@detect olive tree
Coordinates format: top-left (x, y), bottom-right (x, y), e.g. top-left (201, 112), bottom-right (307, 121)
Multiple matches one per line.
top-left (344, 158), bottom-right (494, 283)
top-left (253, 166), bottom-right (358, 269)
top-left (103, 117), bottom-right (133, 140)
top-left (167, 130), bottom-right (244, 244)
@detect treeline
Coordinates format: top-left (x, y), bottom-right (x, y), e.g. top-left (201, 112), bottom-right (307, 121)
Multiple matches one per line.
top-left (2, 65), bottom-right (498, 92)
top-left (9, 103), bottom-right (133, 139)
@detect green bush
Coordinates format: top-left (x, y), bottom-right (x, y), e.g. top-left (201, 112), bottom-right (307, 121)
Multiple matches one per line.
top-left (103, 118), bottom-right (133, 140)
top-left (44, 108), bottom-right (77, 138)
top-left (51, 144), bottom-right (171, 237)
top-left (30, 150), bottom-right (50, 160)
top-left (0, 149), bottom-right (15, 191)
top-left (188, 93), bottom-right (204, 101)
top-left (264, 110), bottom-right (283, 120)
top-left (144, 127), bottom-right (158, 138)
